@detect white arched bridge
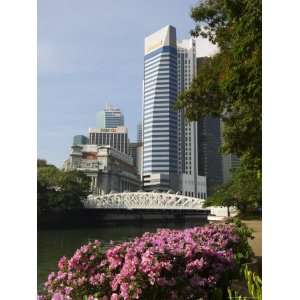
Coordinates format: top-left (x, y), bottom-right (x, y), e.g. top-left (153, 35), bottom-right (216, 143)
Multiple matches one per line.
top-left (84, 191), bottom-right (206, 210)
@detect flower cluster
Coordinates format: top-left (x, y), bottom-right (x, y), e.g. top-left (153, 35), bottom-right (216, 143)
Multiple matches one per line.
top-left (39, 224), bottom-right (242, 300)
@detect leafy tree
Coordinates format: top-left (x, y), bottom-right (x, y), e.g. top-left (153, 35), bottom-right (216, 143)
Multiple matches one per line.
top-left (205, 164), bottom-right (262, 216)
top-left (37, 159), bottom-right (47, 167)
top-left (176, 0), bottom-right (262, 173)
top-left (37, 161), bottom-right (90, 213)
top-left (204, 182), bottom-right (236, 217)
top-left (37, 179), bottom-right (49, 214)
top-left (38, 164), bottom-right (60, 188)
top-left (230, 164), bottom-right (262, 215)
top-left (57, 170), bottom-right (91, 210)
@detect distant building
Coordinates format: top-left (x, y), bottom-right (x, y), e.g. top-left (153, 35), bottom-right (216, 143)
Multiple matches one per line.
top-left (64, 144), bottom-right (140, 194)
top-left (129, 142), bottom-right (138, 167)
top-left (193, 57), bottom-right (223, 196)
top-left (137, 122), bottom-right (143, 143)
top-left (136, 144), bottom-right (143, 177)
top-left (142, 25), bottom-right (178, 191)
top-left (96, 104), bottom-right (124, 129)
top-left (89, 127), bottom-right (129, 154)
top-left (73, 135), bottom-right (89, 145)
top-left (197, 116), bottom-right (224, 195)
top-left (222, 153), bottom-right (241, 183)
top-left (221, 119), bottom-right (241, 183)
top-left (129, 142), bottom-right (143, 176)
top-left (177, 38), bottom-right (206, 198)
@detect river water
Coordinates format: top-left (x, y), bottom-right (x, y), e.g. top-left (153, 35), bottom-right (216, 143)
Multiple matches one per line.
top-left (37, 221), bottom-right (206, 291)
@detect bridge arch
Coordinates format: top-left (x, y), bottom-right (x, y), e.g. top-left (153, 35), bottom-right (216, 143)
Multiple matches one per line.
top-left (84, 192), bottom-right (206, 210)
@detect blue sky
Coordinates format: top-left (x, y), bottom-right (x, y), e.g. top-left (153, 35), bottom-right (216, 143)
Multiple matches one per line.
top-left (38, 0), bottom-right (217, 167)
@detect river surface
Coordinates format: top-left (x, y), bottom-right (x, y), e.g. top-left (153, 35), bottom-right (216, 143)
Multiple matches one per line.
top-left (38, 221), bottom-right (206, 291)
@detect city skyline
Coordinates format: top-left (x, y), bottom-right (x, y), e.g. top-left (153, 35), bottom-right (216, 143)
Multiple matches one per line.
top-left (38, 0), bottom-right (218, 167)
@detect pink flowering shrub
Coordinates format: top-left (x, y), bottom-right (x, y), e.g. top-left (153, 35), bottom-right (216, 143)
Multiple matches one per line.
top-left (38, 223), bottom-right (248, 300)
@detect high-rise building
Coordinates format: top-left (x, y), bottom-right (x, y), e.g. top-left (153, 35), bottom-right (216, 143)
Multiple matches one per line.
top-left (197, 116), bottom-right (224, 195)
top-left (128, 141), bottom-right (143, 177)
top-left (73, 135), bottom-right (89, 146)
top-left (221, 121), bottom-right (241, 183)
top-left (196, 57), bottom-right (224, 196)
top-left (96, 104), bottom-right (124, 129)
top-left (129, 142), bottom-right (139, 168)
top-left (222, 153), bottom-right (241, 183)
top-left (89, 127), bottom-right (129, 154)
top-left (142, 25), bottom-right (178, 191)
top-left (177, 39), bottom-right (207, 198)
top-left (137, 122), bottom-right (143, 143)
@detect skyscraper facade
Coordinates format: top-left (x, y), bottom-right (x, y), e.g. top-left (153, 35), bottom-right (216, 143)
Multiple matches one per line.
top-left (220, 121), bottom-right (241, 183)
top-left (177, 39), bottom-right (207, 198)
top-left (96, 104), bottom-right (124, 129)
top-left (89, 127), bottom-right (129, 154)
top-left (197, 116), bottom-right (224, 195)
top-left (222, 153), bottom-right (241, 183)
top-left (196, 57), bottom-right (224, 196)
top-left (137, 122), bottom-right (143, 143)
top-left (142, 25), bottom-right (178, 191)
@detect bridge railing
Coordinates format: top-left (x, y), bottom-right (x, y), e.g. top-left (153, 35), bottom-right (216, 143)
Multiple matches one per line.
top-left (84, 192), bottom-right (206, 210)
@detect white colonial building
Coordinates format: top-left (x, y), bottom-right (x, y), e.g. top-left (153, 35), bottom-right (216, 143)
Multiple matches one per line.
top-left (63, 145), bottom-right (140, 194)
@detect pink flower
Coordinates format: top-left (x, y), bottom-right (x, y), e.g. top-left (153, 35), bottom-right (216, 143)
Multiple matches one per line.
top-left (51, 293), bottom-right (64, 300)
top-left (58, 256), bottom-right (68, 270)
top-left (110, 293), bottom-right (119, 300)
top-left (41, 226), bottom-right (241, 300)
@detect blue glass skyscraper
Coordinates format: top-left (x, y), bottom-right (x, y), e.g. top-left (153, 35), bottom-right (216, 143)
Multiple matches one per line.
top-left (142, 25), bottom-right (178, 191)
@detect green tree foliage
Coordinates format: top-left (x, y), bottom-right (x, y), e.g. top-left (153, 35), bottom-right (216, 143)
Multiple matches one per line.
top-left (230, 164), bottom-right (262, 215)
top-left (205, 164), bottom-right (262, 215)
top-left (37, 160), bottom-right (90, 214)
top-left (38, 164), bottom-right (61, 188)
top-left (37, 159), bottom-right (47, 167)
top-left (204, 182), bottom-right (236, 217)
top-left (57, 170), bottom-right (91, 210)
top-left (176, 0), bottom-right (262, 172)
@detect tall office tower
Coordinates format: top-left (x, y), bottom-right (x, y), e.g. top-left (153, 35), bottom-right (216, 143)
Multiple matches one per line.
top-left (220, 121), bottom-right (241, 183)
top-left (96, 104), bottom-right (124, 129)
top-left (142, 25), bottom-right (178, 191)
top-left (129, 142), bottom-right (143, 176)
top-left (129, 142), bottom-right (138, 168)
top-left (222, 153), bottom-right (241, 183)
top-left (197, 117), bottom-right (224, 195)
top-left (177, 39), bottom-right (207, 198)
top-left (89, 127), bottom-right (129, 154)
top-left (196, 57), bottom-right (224, 196)
top-left (137, 122), bottom-right (143, 143)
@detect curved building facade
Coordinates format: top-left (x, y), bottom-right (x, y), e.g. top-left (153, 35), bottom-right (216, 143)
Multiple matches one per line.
top-left (143, 25), bottom-right (178, 191)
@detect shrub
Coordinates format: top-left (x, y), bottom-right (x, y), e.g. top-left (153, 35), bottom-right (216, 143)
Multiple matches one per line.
top-left (227, 265), bottom-right (262, 300)
top-left (38, 223), bottom-right (252, 300)
top-left (226, 218), bottom-right (255, 265)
